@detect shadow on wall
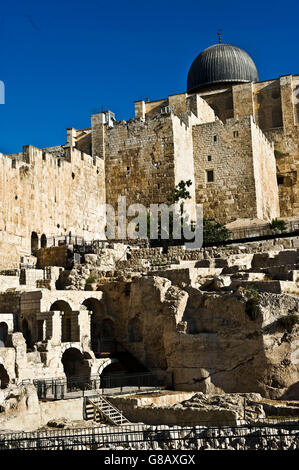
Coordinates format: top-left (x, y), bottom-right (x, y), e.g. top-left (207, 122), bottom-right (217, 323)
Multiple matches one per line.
top-left (281, 382), bottom-right (299, 400)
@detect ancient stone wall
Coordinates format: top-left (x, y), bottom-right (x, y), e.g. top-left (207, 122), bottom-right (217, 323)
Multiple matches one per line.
top-left (0, 146), bottom-right (106, 269)
top-left (250, 118), bottom-right (280, 220)
top-left (192, 115), bottom-right (279, 223)
top-left (104, 97), bottom-right (215, 229)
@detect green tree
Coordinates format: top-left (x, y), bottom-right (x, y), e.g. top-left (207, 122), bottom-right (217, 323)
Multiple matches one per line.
top-left (203, 218), bottom-right (230, 245)
top-left (147, 180), bottom-right (193, 248)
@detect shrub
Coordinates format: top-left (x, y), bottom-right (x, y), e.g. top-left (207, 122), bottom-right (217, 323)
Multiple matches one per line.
top-left (269, 218), bottom-right (287, 234)
top-left (85, 275), bottom-right (96, 285)
top-left (244, 286), bottom-right (260, 321)
top-left (203, 218), bottom-right (231, 245)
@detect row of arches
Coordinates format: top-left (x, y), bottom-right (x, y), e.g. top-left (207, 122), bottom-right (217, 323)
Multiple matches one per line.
top-left (31, 232), bottom-right (47, 255)
top-left (47, 298), bottom-right (143, 353)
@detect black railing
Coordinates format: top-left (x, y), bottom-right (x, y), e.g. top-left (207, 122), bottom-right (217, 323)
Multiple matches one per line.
top-left (21, 372), bottom-right (161, 400)
top-left (0, 421), bottom-right (299, 450)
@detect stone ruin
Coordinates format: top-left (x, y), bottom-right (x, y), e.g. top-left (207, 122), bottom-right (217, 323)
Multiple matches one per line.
top-left (0, 235), bottom-right (298, 430)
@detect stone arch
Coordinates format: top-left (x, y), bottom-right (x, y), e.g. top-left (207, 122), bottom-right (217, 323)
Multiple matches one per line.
top-left (61, 347), bottom-right (91, 381)
top-left (50, 300), bottom-right (78, 342)
top-left (41, 234), bottom-right (47, 249)
top-left (0, 322), bottom-right (8, 347)
top-left (50, 300), bottom-right (72, 314)
top-left (97, 358), bottom-right (119, 375)
top-left (46, 296), bottom-right (76, 312)
top-left (128, 317), bottom-right (143, 342)
top-left (31, 231), bottom-right (39, 255)
top-left (60, 343), bottom-right (83, 356)
top-left (0, 364), bottom-right (9, 389)
top-left (100, 361), bottom-right (125, 376)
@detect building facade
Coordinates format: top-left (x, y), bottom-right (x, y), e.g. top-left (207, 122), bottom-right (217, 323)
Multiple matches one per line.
top-left (0, 41), bottom-right (298, 268)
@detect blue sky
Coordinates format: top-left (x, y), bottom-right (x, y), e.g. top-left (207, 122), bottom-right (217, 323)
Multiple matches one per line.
top-left (0, 0), bottom-right (298, 154)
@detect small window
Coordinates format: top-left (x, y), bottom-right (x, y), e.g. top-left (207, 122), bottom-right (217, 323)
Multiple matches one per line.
top-left (12, 159), bottom-right (16, 169)
top-left (42, 152), bottom-right (46, 161)
top-left (72, 172), bottom-right (75, 180)
top-left (208, 155), bottom-right (212, 162)
top-left (127, 166), bottom-right (130, 172)
top-left (57, 159), bottom-right (61, 167)
top-left (277, 176), bottom-right (284, 185)
top-left (206, 170), bottom-right (214, 183)
top-left (157, 183), bottom-right (160, 189)
top-left (233, 131), bottom-right (239, 137)
top-left (213, 135), bottom-right (217, 142)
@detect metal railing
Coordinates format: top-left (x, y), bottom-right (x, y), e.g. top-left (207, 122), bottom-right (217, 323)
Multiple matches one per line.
top-left (20, 372), bottom-right (162, 400)
top-left (0, 421), bottom-right (298, 450)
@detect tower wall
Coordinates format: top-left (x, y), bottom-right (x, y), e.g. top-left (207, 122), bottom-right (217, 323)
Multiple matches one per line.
top-left (0, 147), bottom-right (105, 268)
top-left (192, 116), bottom-right (279, 223)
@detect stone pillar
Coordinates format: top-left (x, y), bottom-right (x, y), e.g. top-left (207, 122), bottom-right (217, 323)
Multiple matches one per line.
top-left (78, 308), bottom-right (91, 345)
top-left (49, 311), bottom-right (62, 345)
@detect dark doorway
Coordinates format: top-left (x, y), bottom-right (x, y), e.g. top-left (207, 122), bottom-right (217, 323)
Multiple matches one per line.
top-left (0, 322), bottom-right (8, 347)
top-left (0, 365), bottom-right (9, 389)
top-left (22, 319), bottom-right (33, 349)
top-left (61, 348), bottom-right (91, 385)
top-left (41, 234), bottom-right (47, 249)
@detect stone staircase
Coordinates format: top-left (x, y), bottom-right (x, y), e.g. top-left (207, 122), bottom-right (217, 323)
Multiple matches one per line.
top-left (85, 394), bottom-right (130, 426)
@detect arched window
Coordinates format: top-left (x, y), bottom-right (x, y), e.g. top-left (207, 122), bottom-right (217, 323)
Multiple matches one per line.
top-left (41, 234), bottom-right (47, 249)
top-left (31, 232), bottom-right (39, 255)
top-left (50, 300), bottom-right (76, 342)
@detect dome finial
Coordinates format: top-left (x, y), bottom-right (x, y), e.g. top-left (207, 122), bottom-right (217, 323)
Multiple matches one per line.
top-left (217, 29), bottom-right (223, 44)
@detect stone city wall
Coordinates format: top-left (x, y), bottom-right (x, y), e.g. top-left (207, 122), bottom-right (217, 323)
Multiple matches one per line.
top-left (0, 146), bottom-right (106, 269)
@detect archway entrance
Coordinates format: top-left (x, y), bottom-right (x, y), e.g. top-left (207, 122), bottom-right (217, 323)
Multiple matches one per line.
top-left (0, 322), bottom-right (8, 347)
top-left (50, 300), bottom-right (78, 342)
top-left (0, 364), bottom-right (9, 389)
top-left (61, 348), bottom-right (91, 389)
top-left (31, 232), bottom-right (39, 255)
